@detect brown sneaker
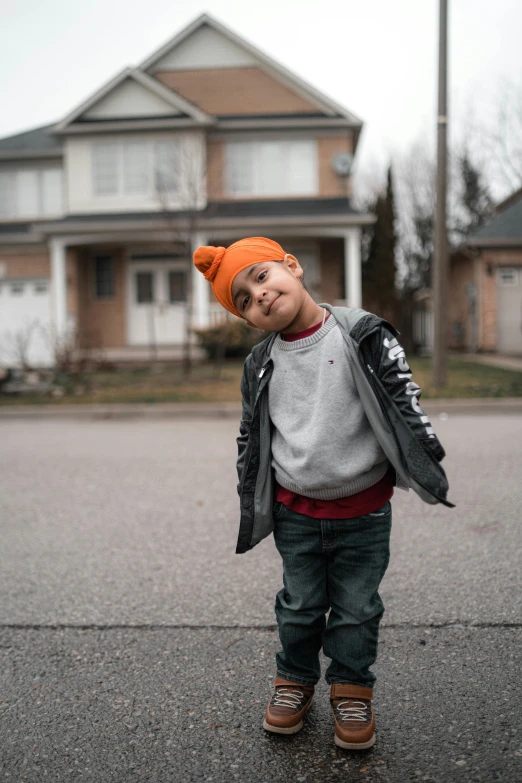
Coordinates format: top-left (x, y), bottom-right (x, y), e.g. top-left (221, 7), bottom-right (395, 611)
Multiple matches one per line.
top-left (263, 676), bottom-right (315, 734)
top-left (330, 683), bottom-right (376, 749)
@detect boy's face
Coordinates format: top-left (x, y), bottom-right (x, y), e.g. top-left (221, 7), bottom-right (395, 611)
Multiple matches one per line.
top-left (231, 257), bottom-right (307, 332)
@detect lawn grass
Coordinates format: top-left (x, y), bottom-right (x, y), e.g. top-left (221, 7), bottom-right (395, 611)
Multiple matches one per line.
top-left (1, 356), bottom-right (521, 405)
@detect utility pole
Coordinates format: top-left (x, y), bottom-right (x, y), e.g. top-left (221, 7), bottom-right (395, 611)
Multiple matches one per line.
top-left (432, 0), bottom-right (448, 387)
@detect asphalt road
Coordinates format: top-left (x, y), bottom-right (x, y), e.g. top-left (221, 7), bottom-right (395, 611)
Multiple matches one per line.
top-left (1, 414), bottom-right (521, 782)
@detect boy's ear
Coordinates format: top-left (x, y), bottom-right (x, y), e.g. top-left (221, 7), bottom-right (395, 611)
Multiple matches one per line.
top-left (282, 253), bottom-right (303, 279)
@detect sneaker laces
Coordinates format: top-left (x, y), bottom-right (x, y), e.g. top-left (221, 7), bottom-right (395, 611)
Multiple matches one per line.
top-left (335, 699), bottom-right (372, 724)
top-left (271, 687), bottom-right (306, 711)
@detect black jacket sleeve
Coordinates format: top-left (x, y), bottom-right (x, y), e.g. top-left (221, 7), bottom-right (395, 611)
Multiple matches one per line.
top-left (236, 356), bottom-right (254, 494)
top-left (372, 327), bottom-right (446, 462)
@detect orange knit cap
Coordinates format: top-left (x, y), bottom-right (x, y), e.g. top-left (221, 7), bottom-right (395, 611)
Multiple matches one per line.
top-left (193, 237), bottom-right (290, 319)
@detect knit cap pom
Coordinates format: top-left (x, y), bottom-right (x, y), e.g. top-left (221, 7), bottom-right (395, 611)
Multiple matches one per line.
top-left (193, 245), bottom-right (226, 282)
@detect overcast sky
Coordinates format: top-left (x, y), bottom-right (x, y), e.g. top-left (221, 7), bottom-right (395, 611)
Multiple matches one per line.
top-left (1, 0), bottom-right (521, 195)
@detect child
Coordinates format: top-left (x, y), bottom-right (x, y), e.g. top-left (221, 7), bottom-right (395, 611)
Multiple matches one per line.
top-left (193, 237), bottom-right (452, 750)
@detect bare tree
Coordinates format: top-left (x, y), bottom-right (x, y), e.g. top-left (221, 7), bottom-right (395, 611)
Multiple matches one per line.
top-left (154, 138), bottom-right (210, 379)
top-left (0, 320), bottom-right (39, 370)
top-left (483, 77), bottom-right (522, 194)
top-left (394, 141), bottom-right (437, 294)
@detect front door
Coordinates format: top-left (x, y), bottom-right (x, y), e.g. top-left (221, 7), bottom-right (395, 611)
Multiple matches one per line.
top-left (127, 261), bottom-right (187, 346)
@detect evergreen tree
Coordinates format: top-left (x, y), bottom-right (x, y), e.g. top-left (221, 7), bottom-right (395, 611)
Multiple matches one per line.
top-left (453, 148), bottom-right (493, 242)
top-left (362, 166), bottom-right (397, 317)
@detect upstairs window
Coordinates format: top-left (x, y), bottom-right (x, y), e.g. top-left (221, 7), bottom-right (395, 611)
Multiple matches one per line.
top-left (92, 140), bottom-right (180, 197)
top-left (0, 168), bottom-right (63, 219)
top-left (225, 140), bottom-right (317, 197)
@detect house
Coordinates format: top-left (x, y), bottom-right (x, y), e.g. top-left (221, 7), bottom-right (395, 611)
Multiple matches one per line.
top-left (0, 13), bottom-right (373, 367)
top-left (449, 187), bottom-right (522, 355)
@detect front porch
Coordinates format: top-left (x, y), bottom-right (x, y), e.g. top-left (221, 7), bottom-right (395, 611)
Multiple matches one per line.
top-left (48, 228), bottom-right (363, 361)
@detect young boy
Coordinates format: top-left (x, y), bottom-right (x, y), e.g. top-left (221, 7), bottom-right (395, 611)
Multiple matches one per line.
top-left (193, 237), bottom-right (452, 750)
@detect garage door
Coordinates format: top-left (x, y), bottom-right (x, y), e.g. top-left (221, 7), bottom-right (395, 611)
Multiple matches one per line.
top-left (497, 267), bottom-right (522, 355)
top-left (0, 277), bottom-right (53, 367)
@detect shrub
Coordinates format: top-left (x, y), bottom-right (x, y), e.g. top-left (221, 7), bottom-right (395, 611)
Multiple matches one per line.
top-left (193, 319), bottom-right (269, 359)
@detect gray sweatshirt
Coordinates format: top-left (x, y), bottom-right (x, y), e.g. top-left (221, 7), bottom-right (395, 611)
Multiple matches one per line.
top-left (268, 313), bottom-right (388, 499)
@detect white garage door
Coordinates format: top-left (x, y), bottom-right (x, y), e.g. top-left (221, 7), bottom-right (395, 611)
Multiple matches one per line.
top-left (497, 267), bottom-right (522, 355)
top-left (0, 278), bottom-right (53, 367)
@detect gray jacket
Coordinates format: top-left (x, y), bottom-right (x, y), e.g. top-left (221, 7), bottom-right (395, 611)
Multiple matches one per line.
top-left (235, 304), bottom-right (453, 554)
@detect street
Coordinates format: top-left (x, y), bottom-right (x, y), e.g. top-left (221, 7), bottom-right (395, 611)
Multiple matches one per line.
top-left (1, 414), bottom-right (521, 782)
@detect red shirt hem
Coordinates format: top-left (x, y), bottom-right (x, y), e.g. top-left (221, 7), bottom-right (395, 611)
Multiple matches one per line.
top-left (275, 468), bottom-right (394, 519)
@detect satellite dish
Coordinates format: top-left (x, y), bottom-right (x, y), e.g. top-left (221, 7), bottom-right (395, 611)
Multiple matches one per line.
top-left (331, 152), bottom-right (353, 177)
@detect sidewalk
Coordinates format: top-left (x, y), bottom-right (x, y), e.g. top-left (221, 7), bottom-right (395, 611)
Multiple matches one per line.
top-left (1, 397), bottom-right (522, 419)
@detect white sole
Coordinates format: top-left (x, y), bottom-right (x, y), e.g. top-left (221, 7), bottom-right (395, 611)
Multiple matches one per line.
top-left (334, 733), bottom-right (376, 750)
top-left (263, 718), bottom-right (303, 734)
top-left (262, 695), bottom-right (313, 735)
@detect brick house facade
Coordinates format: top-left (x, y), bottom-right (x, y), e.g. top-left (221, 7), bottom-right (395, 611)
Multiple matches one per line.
top-left (0, 14), bottom-right (373, 367)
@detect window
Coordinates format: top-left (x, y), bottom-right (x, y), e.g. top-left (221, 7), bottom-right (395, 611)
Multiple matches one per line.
top-left (41, 169), bottom-right (63, 215)
top-left (498, 268), bottom-right (519, 286)
top-left (94, 256), bottom-right (114, 298)
top-left (168, 271), bottom-right (186, 302)
top-left (0, 168), bottom-right (63, 219)
top-left (136, 272), bottom-right (154, 303)
top-left (17, 171), bottom-right (39, 217)
top-left (92, 140), bottom-right (180, 197)
top-left (225, 140), bottom-right (318, 197)
top-left (154, 141), bottom-right (180, 194)
top-left (123, 142), bottom-right (150, 194)
top-left (93, 144), bottom-right (119, 196)
top-left (10, 283), bottom-right (24, 295)
top-left (34, 282), bottom-right (48, 295)
top-left (0, 171), bottom-right (15, 217)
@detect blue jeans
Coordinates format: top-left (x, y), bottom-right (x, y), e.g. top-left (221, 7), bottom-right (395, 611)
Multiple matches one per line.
top-left (272, 499), bottom-right (392, 688)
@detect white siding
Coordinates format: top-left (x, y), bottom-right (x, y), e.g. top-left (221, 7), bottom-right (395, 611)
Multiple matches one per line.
top-left (65, 131), bottom-right (206, 213)
top-left (151, 25), bottom-right (257, 71)
top-left (84, 78), bottom-right (182, 120)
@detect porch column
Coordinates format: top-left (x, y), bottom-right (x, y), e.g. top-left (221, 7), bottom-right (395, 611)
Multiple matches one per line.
top-left (191, 231), bottom-right (210, 328)
top-left (49, 238), bottom-right (68, 341)
top-left (343, 228), bottom-right (362, 309)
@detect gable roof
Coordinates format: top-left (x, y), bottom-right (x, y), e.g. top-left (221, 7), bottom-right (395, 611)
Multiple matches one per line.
top-left (140, 14), bottom-right (362, 127)
top-left (52, 68), bottom-right (214, 134)
top-left (467, 186), bottom-right (522, 246)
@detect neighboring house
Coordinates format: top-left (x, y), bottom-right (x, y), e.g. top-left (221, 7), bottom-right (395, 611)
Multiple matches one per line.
top-left (449, 187), bottom-right (522, 355)
top-left (0, 13), bottom-right (372, 367)
top-left (412, 187), bottom-right (522, 357)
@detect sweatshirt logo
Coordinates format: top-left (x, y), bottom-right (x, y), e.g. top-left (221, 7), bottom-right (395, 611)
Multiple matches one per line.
top-left (328, 360), bottom-right (334, 364)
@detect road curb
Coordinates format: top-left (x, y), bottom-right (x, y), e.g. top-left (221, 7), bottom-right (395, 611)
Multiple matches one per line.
top-left (1, 398), bottom-right (522, 420)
